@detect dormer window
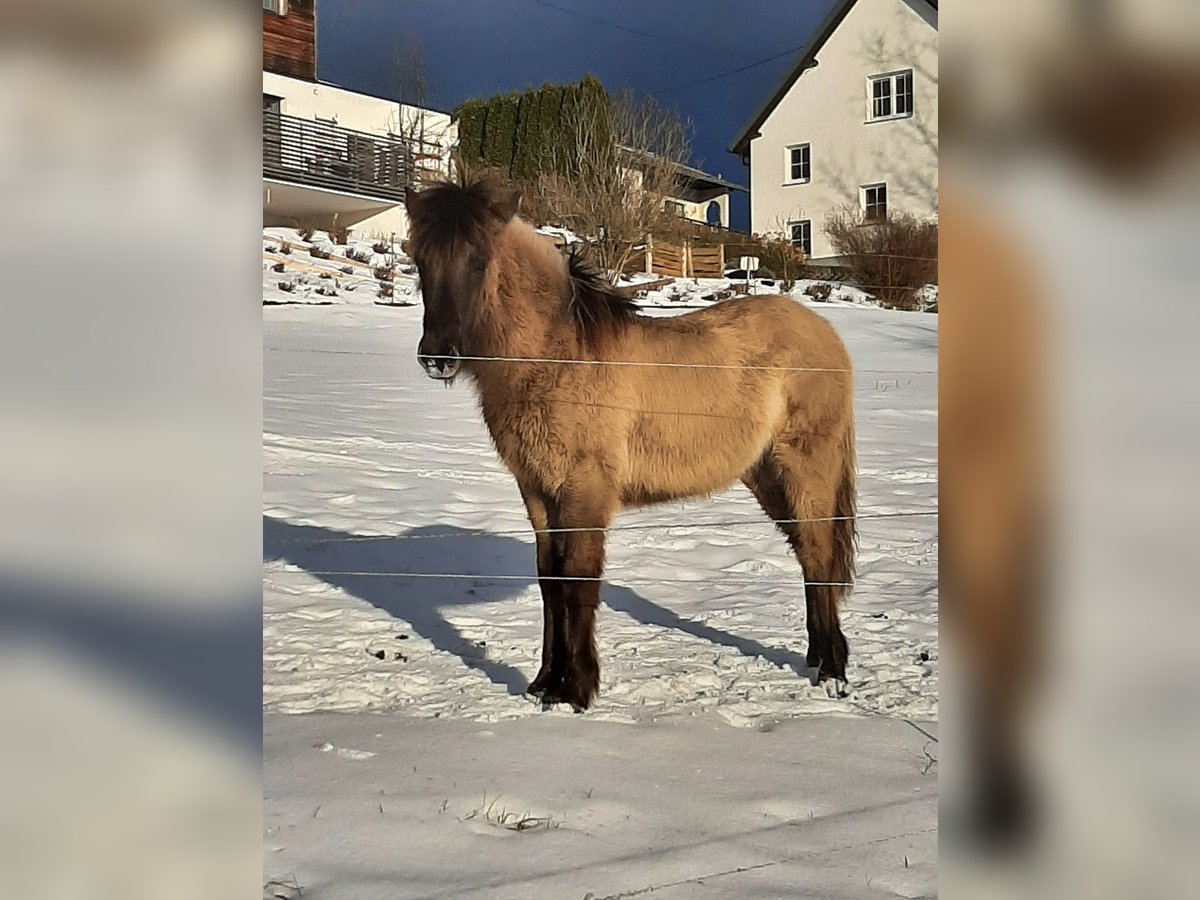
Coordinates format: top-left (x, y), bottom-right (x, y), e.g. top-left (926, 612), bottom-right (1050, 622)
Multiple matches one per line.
top-left (868, 70), bottom-right (913, 121)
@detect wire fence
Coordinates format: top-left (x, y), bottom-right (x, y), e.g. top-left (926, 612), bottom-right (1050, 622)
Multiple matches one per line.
top-left (264, 567), bottom-right (938, 604)
top-left (264, 509), bottom-right (938, 545)
top-left (264, 346), bottom-right (937, 377)
top-left (264, 314), bottom-right (937, 597)
top-left (280, 570), bottom-right (860, 587)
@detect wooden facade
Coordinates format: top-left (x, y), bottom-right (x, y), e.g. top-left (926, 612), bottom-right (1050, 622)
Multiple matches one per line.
top-left (263, 0), bottom-right (316, 82)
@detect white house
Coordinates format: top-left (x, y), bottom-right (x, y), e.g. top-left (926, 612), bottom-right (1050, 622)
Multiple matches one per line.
top-left (263, 73), bottom-right (456, 240)
top-left (729, 0), bottom-right (938, 261)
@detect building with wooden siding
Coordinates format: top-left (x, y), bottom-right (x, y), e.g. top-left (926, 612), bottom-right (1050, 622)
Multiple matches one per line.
top-left (263, 0), bottom-right (316, 82)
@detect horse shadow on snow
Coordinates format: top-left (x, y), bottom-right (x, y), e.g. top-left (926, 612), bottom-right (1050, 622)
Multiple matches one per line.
top-left (263, 514), bottom-right (816, 698)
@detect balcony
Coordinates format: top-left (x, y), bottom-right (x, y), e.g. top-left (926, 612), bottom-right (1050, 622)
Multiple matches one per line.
top-left (263, 111), bottom-right (411, 203)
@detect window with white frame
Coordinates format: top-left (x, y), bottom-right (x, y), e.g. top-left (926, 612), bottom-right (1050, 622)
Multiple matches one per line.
top-left (664, 199), bottom-right (686, 217)
top-left (263, 0), bottom-right (287, 15)
top-left (861, 183), bottom-right (888, 222)
top-left (785, 143), bottom-right (810, 183)
top-left (788, 220), bottom-right (812, 257)
top-left (868, 70), bottom-right (913, 121)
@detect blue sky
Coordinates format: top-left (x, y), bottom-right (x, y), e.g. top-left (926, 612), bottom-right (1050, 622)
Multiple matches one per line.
top-left (316, 0), bottom-right (839, 231)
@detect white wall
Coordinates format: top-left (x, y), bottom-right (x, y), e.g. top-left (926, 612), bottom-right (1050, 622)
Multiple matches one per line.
top-left (262, 73), bottom-right (458, 238)
top-left (749, 0), bottom-right (937, 259)
top-left (665, 193), bottom-right (730, 228)
top-left (263, 72), bottom-right (456, 151)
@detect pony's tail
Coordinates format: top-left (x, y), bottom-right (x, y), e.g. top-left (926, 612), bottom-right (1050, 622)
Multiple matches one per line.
top-left (830, 420), bottom-right (858, 595)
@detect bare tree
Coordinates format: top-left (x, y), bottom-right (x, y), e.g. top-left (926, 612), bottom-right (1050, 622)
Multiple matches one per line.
top-left (388, 37), bottom-right (455, 188)
top-left (530, 91), bottom-right (693, 276)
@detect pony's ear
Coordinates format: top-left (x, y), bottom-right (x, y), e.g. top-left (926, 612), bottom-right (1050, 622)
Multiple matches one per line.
top-left (404, 188), bottom-right (424, 218)
top-left (486, 183), bottom-right (523, 223)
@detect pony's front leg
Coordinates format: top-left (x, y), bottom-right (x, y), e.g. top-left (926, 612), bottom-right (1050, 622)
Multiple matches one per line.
top-left (541, 492), bottom-right (613, 712)
top-left (521, 490), bottom-right (564, 698)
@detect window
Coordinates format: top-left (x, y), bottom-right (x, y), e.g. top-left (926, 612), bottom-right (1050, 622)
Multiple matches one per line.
top-left (786, 143), bottom-right (810, 183)
top-left (862, 183), bottom-right (887, 222)
top-left (868, 70), bottom-right (913, 121)
top-left (664, 199), bottom-right (685, 217)
top-left (263, 0), bottom-right (286, 15)
top-left (788, 220), bottom-right (812, 257)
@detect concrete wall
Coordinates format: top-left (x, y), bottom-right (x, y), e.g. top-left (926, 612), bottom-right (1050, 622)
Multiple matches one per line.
top-left (748, 0), bottom-right (937, 259)
top-left (262, 73), bottom-right (458, 238)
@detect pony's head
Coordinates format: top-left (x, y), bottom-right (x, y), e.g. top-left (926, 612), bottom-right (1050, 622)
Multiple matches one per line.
top-left (404, 176), bottom-right (522, 381)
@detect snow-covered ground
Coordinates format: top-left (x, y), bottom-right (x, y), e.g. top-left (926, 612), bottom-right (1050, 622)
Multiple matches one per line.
top-left (263, 230), bottom-right (937, 897)
top-left (264, 713), bottom-right (936, 900)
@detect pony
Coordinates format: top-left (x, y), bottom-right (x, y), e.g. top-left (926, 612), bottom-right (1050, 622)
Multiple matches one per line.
top-left (404, 175), bottom-right (856, 711)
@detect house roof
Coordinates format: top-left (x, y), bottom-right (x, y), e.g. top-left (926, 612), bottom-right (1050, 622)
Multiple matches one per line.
top-left (668, 159), bottom-right (748, 193)
top-left (618, 146), bottom-right (747, 193)
top-left (728, 0), bottom-right (938, 158)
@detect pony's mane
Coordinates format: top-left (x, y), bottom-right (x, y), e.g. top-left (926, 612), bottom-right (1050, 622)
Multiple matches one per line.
top-left (564, 246), bottom-right (638, 351)
top-left (410, 176), bottom-right (637, 352)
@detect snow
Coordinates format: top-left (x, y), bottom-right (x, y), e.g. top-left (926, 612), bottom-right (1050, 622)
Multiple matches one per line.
top-left (535, 224), bottom-right (584, 245)
top-left (264, 713), bottom-right (937, 899)
top-left (263, 233), bottom-right (937, 895)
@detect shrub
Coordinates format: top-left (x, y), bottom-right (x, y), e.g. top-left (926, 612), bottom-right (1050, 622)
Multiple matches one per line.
top-left (270, 261), bottom-right (285, 273)
top-left (309, 245), bottom-right (332, 260)
top-left (298, 227), bottom-right (315, 242)
top-left (374, 265), bottom-right (395, 282)
top-left (824, 208), bottom-right (938, 310)
top-left (804, 282), bottom-right (833, 302)
top-left (372, 241), bottom-right (390, 255)
top-left (278, 241), bottom-right (292, 255)
top-left (722, 234), bottom-right (807, 285)
top-left (345, 247), bottom-right (371, 263)
top-left (277, 281), bottom-right (295, 293)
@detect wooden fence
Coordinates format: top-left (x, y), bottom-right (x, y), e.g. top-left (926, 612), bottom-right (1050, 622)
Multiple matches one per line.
top-left (640, 237), bottom-right (726, 279)
top-left (689, 245), bottom-right (724, 278)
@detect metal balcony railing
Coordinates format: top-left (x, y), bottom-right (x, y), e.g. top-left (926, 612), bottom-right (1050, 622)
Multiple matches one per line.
top-left (263, 111), bottom-right (411, 202)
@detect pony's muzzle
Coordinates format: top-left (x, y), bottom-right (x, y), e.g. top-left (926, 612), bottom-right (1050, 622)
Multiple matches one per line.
top-left (418, 344), bottom-right (461, 380)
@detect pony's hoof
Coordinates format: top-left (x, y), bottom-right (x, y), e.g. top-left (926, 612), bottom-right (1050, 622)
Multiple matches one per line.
top-left (808, 657), bottom-right (848, 690)
top-left (807, 639), bottom-right (848, 683)
top-left (540, 683), bottom-right (593, 712)
top-left (526, 667), bottom-right (560, 697)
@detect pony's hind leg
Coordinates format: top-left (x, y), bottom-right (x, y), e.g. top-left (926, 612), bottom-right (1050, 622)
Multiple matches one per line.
top-left (742, 445), bottom-right (854, 683)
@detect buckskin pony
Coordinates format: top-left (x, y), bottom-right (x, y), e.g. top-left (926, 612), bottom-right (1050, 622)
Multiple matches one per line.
top-left (405, 175), bottom-right (856, 711)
